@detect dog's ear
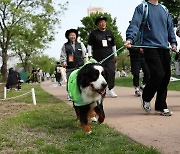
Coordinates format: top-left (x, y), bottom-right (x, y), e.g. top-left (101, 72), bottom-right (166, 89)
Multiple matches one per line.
top-left (77, 72), bottom-right (84, 92)
top-left (77, 67), bottom-right (89, 90)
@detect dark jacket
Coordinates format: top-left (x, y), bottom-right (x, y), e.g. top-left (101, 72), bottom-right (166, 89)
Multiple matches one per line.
top-left (65, 42), bottom-right (84, 69)
top-left (6, 69), bottom-right (20, 87)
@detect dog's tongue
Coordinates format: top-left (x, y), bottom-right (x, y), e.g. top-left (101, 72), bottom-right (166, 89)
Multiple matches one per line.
top-left (98, 89), bottom-right (106, 95)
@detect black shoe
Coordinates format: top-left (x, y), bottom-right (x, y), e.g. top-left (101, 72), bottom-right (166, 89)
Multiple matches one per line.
top-left (155, 109), bottom-right (172, 116)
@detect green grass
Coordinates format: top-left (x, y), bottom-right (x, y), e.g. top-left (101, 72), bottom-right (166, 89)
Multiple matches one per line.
top-left (0, 84), bottom-right (160, 153)
top-left (115, 75), bottom-right (180, 91)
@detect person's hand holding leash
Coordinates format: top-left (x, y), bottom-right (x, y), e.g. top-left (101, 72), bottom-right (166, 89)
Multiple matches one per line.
top-left (124, 40), bottom-right (132, 48)
top-left (171, 44), bottom-right (178, 53)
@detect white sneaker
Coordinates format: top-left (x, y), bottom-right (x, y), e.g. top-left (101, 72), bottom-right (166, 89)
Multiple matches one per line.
top-left (155, 109), bottom-right (173, 116)
top-left (108, 89), bottom-right (117, 98)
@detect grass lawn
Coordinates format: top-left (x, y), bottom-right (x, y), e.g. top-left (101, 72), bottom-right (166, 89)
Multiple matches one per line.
top-left (115, 75), bottom-right (180, 91)
top-left (0, 83), bottom-right (160, 153)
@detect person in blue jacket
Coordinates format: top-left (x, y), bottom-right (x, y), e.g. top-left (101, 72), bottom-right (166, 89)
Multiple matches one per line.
top-left (125, 0), bottom-right (177, 116)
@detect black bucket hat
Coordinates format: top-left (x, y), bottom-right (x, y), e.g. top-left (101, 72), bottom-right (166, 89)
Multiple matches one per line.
top-left (95, 16), bottom-right (107, 25)
top-left (65, 29), bottom-right (78, 39)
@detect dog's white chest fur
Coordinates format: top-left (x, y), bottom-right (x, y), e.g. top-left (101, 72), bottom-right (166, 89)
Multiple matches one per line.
top-left (80, 65), bottom-right (106, 103)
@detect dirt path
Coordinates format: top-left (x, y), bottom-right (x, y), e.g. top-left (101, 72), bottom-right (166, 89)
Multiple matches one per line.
top-left (41, 81), bottom-right (180, 154)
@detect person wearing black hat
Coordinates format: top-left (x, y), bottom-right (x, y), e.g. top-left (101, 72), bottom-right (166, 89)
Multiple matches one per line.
top-left (60, 28), bottom-right (87, 100)
top-left (87, 16), bottom-right (118, 98)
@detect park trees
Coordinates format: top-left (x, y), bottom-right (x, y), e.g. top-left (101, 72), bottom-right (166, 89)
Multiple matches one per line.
top-left (160, 0), bottom-right (180, 25)
top-left (30, 54), bottom-right (57, 74)
top-left (78, 12), bottom-right (124, 53)
top-left (78, 12), bottom-right (126, 70)
top-left (0, 0), bottom-right (67, 81)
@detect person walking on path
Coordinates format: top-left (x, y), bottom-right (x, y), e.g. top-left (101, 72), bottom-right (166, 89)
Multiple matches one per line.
top-left (87, 16), bottom-right (118, 98)
top-left (128, 48), bottom-right (149, 97)
top-left (125, 0), bottom-right (177, 116)
top-left (60, 28), bottom-right (87, 100)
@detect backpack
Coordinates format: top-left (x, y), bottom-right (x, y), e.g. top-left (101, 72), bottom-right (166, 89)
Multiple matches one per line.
top-left (134, 1), bottom-right (169, 45)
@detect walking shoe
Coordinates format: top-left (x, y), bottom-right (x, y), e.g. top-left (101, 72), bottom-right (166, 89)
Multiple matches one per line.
top-left (155, 109), bottom-right (173, 116)
top-left (135, 90), bottom-right (141, 97)
top-left (108, 89), bottom-right (117, 98)
top-left (141, 98), bottom-right (151, 113)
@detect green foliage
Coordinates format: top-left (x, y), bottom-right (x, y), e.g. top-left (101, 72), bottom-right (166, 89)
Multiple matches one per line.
top-left (0, 0), bottom-right (68, 79)
top-left (116, 49), bottom-right (131, 70)
top-left (30, 54), bottom-right (57, 74)
top-left (78, 12), bottom-right (124, 52)
top-left (160, 0), bottom-right (180, 25)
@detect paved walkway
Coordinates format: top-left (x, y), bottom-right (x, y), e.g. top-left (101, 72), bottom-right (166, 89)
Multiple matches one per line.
top-left (41, 80), bottom-right (180, 154)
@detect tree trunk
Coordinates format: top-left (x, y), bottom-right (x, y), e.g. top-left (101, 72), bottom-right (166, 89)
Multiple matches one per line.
top-left (24, 62), bottom-right (28, 72)
top-left (1, 50), bottom-right (8, 82)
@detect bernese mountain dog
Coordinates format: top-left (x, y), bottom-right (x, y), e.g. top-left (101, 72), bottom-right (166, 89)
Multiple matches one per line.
top-left (68, 62), bottom-right (107, 134)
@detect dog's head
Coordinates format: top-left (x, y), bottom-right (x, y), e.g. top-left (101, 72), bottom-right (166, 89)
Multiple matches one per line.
top-left (77, 63), bottom-right (107, 102)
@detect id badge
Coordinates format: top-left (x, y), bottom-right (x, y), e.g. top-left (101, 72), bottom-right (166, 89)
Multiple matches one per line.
top-left (102, 40), bottom-right (108, 47)
top-left (68, 54), bottom-right (74, 62)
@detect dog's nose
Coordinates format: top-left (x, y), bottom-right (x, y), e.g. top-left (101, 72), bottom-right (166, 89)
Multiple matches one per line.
top-left (101, 83), bottom-right (107, 88)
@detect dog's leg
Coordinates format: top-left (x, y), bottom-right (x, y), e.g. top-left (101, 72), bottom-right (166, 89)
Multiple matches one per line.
top-left (88, 108), bottom-right (97, 122)
top-left (79, 105), bottom-right (92, 134)
top-left (94, 102), bottom-right (105, 124)
top-left (73, 103), bottom-right (80, 121)
top-left (81, 122), bottom-right (91, 134)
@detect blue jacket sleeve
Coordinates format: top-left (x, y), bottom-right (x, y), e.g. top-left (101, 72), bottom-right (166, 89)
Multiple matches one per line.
top-left (167, 14), bottom-right (177, 46)
top-left (126, 4), bottom-right (143, 44)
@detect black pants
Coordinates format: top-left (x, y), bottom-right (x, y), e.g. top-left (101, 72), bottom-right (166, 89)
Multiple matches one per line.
top-left (129, 48), bottom-right (149, 87)
top-left (142, 48), bottom-right (171, 110)
top-left (130, 59), bottom-right (149, 87)
top-left (101, 58), bottom-right (115, 90)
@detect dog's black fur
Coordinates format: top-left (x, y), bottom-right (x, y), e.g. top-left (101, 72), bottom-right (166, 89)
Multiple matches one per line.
top-left (73, 63), bottom-right (107, 133)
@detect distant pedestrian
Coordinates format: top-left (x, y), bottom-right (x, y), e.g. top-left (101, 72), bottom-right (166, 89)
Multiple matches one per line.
top-left (55, 62), bottom-right (62, 85)
top-left (31, 67), bottom-right (38, 83)
top-left (6, 68), bottom-right (22, 90)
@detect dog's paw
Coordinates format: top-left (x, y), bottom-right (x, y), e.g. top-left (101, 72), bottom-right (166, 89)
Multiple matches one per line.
top-left (85, 130), bottom-right (92, 135)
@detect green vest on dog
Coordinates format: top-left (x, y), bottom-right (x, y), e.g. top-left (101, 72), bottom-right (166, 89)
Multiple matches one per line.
top-left (68, 58), bottom-right (97, 106)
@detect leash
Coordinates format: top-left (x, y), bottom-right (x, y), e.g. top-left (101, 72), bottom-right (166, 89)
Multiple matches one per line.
top-left (131, 45), bottom-right (179, 53)
top-left (99, 46), bottom-right (125, 64)
top-left (96, 45), bottom-right (178, 65)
